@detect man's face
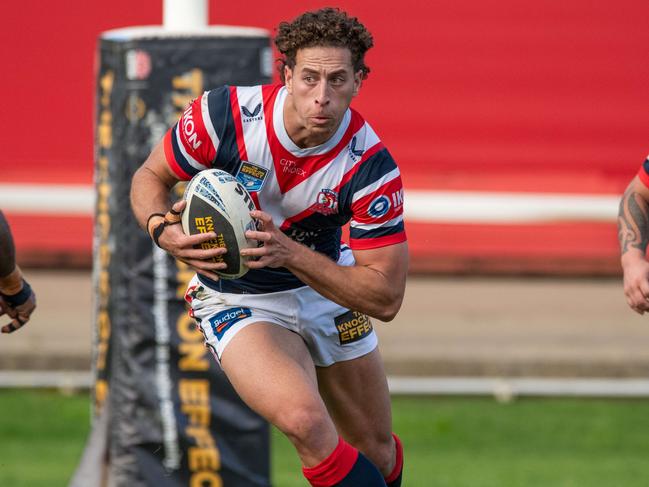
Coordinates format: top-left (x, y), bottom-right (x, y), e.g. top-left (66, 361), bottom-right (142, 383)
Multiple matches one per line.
top-left (284, 46), bottom-right (362, 145)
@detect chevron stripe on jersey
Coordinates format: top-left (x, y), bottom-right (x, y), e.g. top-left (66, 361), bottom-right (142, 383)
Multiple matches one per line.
top-left (164, 87), bottom-right (241, 180)
top-left (161, 84), bottom-right (406, 293)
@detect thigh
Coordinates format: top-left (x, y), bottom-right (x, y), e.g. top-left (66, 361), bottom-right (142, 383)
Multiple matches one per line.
top-left (316, 347), bottom-right (392, 445)
top-left (220, 322), bottom-right (318, 424)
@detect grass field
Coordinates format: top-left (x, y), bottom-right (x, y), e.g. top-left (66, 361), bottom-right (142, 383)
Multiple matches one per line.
top-left (0, 390), bottom-right (648, 486)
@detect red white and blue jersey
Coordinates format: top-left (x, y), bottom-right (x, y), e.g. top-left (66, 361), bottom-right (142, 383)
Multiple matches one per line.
top-left (638, 155), bottom-right (649, 188)
top-left (164, 84), bottom-right (406, 293)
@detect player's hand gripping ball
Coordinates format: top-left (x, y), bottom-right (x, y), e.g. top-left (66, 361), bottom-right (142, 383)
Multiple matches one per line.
top-left (181, 169), bottom-right (259, 279)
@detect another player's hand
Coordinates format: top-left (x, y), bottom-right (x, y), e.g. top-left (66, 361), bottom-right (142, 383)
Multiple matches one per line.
top-left (241, 210), bottom-right (298, 269)
top-left (156, 200), bottom-right (229, 281)
top-left (0, 282), bottom-right (36, 334)
top-left (621, 253), bottom-right (649, 314)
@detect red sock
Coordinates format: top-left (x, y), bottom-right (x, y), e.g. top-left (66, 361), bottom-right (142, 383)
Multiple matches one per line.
top-left (385, 433), bottom-right (404, 486)
top-left (302, 437), bottom-right (358, 487)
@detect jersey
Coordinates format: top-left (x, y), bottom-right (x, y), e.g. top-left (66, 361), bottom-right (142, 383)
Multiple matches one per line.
top-left (163, 84), bottom-right (406, 293)
top-left (638, 155), bottom-right (649, 188)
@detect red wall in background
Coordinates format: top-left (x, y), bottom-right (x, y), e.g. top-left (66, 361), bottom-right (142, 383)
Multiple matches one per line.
top-left (2, 0), bottom-right (649, 272)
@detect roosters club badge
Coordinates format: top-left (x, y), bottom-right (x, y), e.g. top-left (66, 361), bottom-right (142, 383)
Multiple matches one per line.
top-left (313, 189), bottom-right (338, 215)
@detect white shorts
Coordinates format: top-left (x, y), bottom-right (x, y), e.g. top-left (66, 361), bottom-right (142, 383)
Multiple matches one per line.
top-left (185, 251), bottom-right (378, 367)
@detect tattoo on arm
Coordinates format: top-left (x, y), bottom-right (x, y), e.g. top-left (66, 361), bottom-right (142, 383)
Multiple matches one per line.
top-left (0, 211), bottom-right (17, 278)
top-left (618, 189), bottom-right (649, 255)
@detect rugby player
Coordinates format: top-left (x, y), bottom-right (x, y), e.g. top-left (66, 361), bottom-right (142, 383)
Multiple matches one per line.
top-left (131, 8), bottom-right (407, 486)
top-left (0, 210), bottom-right (36, 333)
top-left (619, 156), bottom-right (649, 315)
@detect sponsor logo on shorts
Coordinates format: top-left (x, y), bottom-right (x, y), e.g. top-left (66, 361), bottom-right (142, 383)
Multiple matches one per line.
top-left (184, 284), bottom-right (206, 304)
top-left (209, 307), bottom-right (252, 340)
top-left (236, 161), bottom-right (268, 192)
top-left (334, 310), bottom-right (373, 345)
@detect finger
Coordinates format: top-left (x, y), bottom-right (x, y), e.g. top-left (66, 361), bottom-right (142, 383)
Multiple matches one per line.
top-left (639, 281), bottom-right (649, 302)
top-left (172, 199), bottom-right (187, 212)
top-left (244, 230), bottom-right (272, 242)
top-left (250, 210), bottom-right (271, 221)
top-left (180, 248), bottom-right (228, 261)
top-left (250, 210), bottom-right (275, 230)
top-left (241, 246), bottom-right (269, 258)
top-left (2, 316), bottom-right (26, 334)
top-left (179, 256), bottom-right (228, 272)
top-left (176, 260), bottom-right (223, 282)
top-left (196, 270), bottom-right (221, 281)
top-left (631, 287), bottom-right (649, 308)
top-left (245, 256), bottom-right (273, 269)
top-left (184, 232), bottom-right (223, 246)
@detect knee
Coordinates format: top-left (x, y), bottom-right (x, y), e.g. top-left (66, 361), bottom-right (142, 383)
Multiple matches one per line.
top-left (354, 433), bottom-right (395, 475)
top-left (273, 403), bottom-right (332, 447)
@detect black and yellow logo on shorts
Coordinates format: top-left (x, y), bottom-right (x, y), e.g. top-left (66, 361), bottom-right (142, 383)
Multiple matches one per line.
top-left (334, 311), bottom-right (373, 345)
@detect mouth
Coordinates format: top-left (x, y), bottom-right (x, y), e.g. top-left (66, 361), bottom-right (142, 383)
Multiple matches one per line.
top-left (311, 115), bottom-right (332, 125)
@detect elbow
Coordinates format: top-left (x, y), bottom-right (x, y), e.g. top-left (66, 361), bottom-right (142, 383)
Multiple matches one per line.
top-left (373, 294), bottom-right (404, 323)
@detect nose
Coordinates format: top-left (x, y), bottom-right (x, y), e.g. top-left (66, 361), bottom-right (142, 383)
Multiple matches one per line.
top-left (315, 81), bottom-right (330, 106)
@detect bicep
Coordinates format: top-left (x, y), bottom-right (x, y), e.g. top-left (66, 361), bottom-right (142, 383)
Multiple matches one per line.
top-left (139, 140), bottom-right (180, 188)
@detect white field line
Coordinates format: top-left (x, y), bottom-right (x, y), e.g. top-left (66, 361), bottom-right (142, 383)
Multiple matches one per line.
top-left (0, 183), bottom-right (619, 223)
top-left (1, 371), bottom-right (648, 398)
top-left (387, 376), bottom-right (649, 398)
top-left (0, 184), bottom-right (94, 215)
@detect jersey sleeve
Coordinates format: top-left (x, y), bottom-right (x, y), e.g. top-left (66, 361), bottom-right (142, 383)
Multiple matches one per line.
top-left (637, 155), bottom-right (649, 188)
top-left (163, 86), bottom-right (230, 180)
top-left (348, 151), bottom-right (407, 250)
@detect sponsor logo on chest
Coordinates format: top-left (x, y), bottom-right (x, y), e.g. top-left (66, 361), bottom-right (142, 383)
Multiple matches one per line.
top-left (241, 103), bottom-right (263, 123)
top-left (280, 158), bottom-right (306, 177)
top-left (348, 136), bottom-right (364, 161)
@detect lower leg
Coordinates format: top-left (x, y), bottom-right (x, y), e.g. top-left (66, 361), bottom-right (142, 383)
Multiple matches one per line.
top-left (302, 436), bottom-right (387, 487)
top-left (384, 433), bottom-right (404, 487)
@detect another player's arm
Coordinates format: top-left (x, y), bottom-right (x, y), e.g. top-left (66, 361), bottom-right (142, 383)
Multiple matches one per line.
top-left (618, 175), bottom-right (649, 314)
top-left (130, 142), bottom-right (227, 279)
top-left (0, 210), bottom-right (36, 333)
top-left (242, 212), bottom-right (408, 321)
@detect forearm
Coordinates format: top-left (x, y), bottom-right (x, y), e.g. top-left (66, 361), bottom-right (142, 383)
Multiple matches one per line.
top-left (0, 211), bottom-right (27, 295)
top-left (285, 243), bottom-right (403, 321)
top-left (0, 211), bottom-right (16, 278)
top-left (130, 165), bottom-right (175, 231)
top-left (618, 186), bottom-right (649, 266)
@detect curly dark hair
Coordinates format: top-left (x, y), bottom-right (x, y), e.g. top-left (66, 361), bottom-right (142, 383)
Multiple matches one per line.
top-left (274, 8), bottom-right (374, 83)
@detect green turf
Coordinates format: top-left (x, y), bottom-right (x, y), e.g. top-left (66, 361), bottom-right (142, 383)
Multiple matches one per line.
top-left (1, 391), bottom-right (648, 486)
top-left (271, 396), bottom-right (649, 487)
top-left (0, 389), bottom-right (90, 486)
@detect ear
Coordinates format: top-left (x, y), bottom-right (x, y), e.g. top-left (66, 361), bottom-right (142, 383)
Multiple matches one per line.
top-left (352, 70), bottom-right (363, 97)
top-left (284, 65), bottom-right (294, 94)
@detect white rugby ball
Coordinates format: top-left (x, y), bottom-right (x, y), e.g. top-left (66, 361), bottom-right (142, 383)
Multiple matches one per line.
top-left (181, 169), bottom-right (258, 279)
